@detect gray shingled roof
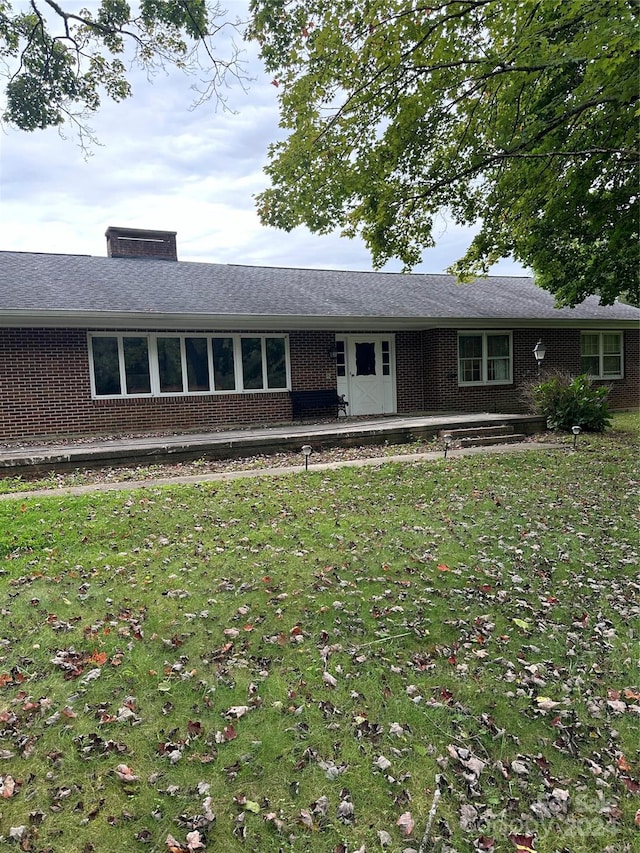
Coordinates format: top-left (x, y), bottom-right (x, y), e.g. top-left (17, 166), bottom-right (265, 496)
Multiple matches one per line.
top-left (1, 250), bottom-right (638, 330)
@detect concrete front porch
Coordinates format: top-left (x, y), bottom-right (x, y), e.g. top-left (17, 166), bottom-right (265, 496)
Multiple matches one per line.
top-left (0, 413), bottom-right (546, 476)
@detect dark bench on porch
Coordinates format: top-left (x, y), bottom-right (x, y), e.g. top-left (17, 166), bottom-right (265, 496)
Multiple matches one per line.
top-left (291, 389), bottom-right (349, 420)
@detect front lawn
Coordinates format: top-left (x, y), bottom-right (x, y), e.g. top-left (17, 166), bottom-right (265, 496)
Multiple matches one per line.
top-left (0, 416), bottom-right (638, 852)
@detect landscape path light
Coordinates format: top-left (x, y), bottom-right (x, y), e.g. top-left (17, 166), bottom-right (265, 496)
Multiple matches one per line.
top-left (572, 425), bottom-right (582, 449)
top-left (301, 444), bottom-right (312, 470)
top-left (443, 433), bottom-right (453, 459)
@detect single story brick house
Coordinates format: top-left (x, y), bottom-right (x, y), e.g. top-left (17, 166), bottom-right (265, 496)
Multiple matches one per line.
top-left (0, 226), bottom-right (638, 442)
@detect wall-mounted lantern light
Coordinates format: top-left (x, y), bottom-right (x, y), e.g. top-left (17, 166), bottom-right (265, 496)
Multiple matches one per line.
top-left (443, 433), bottom-right (453, 459)
top-left (533, 339), bottom-right (546, 374)
top-left (571, 425), bottom-right (582, 449)
top-left (301, 444), bottom-right (313, 470)
top-left (327, 346), bottom-right (339, 359)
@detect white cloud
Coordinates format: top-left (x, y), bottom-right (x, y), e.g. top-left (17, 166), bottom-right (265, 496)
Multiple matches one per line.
top-left (0, 1), bottom-right (527, 277)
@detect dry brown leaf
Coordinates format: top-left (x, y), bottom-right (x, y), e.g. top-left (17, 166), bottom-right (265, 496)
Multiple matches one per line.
top-left (396, 810), bottom-right (414, 835)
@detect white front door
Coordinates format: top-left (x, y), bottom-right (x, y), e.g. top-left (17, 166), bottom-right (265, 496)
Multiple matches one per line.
top-left (336, 335), bottom-right (396, 416)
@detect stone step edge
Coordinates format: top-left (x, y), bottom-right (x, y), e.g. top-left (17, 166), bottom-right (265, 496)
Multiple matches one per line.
top-left (438, 424), bottom-right (515, 439)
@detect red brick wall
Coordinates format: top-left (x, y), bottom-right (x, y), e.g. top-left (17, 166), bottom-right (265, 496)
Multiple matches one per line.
top-left (405, 327), bottom-right (639, 413)
top-left (0, 328), bottom-right (299, 441)
top-left (607, 326), bottom-right (639, 410)
top-left (289, 330), bottom-right (337, 389)
top-left (1, 326), bottom-right (637, 441)
top-left (396, 331), bottom-right (426, 412)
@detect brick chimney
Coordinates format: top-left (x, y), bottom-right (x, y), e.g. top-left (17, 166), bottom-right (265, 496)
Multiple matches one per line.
top-left (105, 226), bottom-right (178, 261)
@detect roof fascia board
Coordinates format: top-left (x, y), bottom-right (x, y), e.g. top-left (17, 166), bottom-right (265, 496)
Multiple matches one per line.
top-left (0, 311), bottom-right (637, 331)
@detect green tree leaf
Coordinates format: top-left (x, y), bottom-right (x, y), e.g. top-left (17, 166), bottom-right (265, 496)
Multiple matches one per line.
top-left (249, 0), bottom-right (639, 305)
top-left (0, 0), bottom-right (245, 148)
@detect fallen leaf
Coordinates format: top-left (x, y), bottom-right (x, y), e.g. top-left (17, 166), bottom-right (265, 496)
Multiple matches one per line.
top-left (323, 671), bottom-right (338, 688)
top-left (616, 754), bottom-right (632, 772)
top-left (187, 720), bottom-right (203, 737)
top-left (397, 810), bottom-right (414, 836)
top-left (9, 826), bottom-right (27, 842)
top-left (166, 834), bottom-right (185, 853)
top-left (202, 796), bottom-right (215, 822)
top-left (0, 775), bottom-right (16, 798)
top-left (337, 796), bottom-right (354, 824)
top-left (298, 809), bottom-right (314, 829)
top-left (114, 763), bottom-right (139, 782)
top-left (312, 795), bottom-right (329, 816)
top-left (374, 755), bottom-right (392, 771)
top-left (226, 705), bottom-right (249, 719)
top-left (377, 829), bottom-right (392, 847)
top-left (535, 696), bottom-right (559, 711)
top-left (186, 830), bottom-right (205, 851)
top-left (459, 803), bottom-right (478, 830)
top-left (508, 833), bottom-right (536, 852)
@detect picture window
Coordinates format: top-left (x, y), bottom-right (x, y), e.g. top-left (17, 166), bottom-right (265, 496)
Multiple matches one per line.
top-left (89, 333), bottom-right (290, 398)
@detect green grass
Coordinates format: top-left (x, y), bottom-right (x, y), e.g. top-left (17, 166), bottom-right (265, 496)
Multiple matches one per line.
top-left (0, 414), bottom-right (638, 852)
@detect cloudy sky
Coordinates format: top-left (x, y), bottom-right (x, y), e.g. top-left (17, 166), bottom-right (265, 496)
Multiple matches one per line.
top-left (0, 1), bottom-right (526, 275)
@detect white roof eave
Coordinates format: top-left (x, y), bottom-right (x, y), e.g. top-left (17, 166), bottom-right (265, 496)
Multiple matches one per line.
top-left (0, 309), bottom-right (637, 331)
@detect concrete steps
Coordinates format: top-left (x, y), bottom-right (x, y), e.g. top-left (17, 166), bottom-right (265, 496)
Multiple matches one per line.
top-left (439, 424), bottom-right (527, 448)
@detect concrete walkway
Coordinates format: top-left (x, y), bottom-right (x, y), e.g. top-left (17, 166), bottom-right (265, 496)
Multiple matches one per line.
top-left (0, 413), bottom-right (546, 475)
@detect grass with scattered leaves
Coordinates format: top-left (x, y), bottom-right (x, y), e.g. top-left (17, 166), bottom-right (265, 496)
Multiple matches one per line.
top-left (0, 414), bottom-right (638, 853)
top-left (0, 438), bottom-right (444, 495)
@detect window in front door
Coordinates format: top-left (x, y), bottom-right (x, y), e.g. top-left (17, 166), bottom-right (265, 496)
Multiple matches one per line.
top-left (355, 341), bottom-right (376, 375)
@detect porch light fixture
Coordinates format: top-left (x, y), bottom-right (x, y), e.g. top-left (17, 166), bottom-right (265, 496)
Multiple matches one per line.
top-left (533, 339), bottom-right (546, 373)
top-left (301, 444), bottom-right (312, 470)
top-left (327, 346), bottom-right (339, 359)
top-left (571, 425), bottom-right (582, 449)
top-left (443, 433), bottom-right (453, 459)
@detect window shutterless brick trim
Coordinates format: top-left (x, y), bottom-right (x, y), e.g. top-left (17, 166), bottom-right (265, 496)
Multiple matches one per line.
top-left (0, 326), bottom-right (637, 441)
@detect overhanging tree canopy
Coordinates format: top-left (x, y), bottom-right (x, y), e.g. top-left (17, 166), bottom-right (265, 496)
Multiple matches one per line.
top-left (248, 0), bottom-right (639, 305)
top-left (0, 0), bottom-right (243, 147)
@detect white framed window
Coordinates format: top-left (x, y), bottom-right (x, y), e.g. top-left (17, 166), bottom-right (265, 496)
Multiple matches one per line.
top-left (88, 333), bottom-right (290, 398)
top-left (458, 332), bottom-right (512, 385)
top-left (580, 332), bottom-right (623, 379)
